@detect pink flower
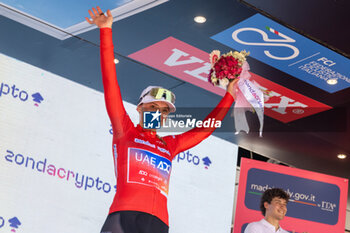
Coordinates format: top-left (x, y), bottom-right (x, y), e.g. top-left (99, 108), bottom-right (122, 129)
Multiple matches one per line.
top-left (228, 74), bottom-right (235, 80)
top-left (207, 49), bottom-right (249, 87)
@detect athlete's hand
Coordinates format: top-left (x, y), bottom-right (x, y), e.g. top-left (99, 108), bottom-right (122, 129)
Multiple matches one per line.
top-left (226, 78), bottom-right (239, 99)
top-left (85, 6), bottom-right (113, 29)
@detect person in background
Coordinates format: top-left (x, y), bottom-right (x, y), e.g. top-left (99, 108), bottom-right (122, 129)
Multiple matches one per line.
top-left (244, 188), bottom-right (308, 233)
top-left (245, 188), bottom-right (290, 233)
top-left (86, 6), bottom-right (238, 233)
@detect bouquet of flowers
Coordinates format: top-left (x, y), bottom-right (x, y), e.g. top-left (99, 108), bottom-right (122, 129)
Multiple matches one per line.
top-left (208, 50), bottom-right (250, 87)
top-left (207, 49), bottom-right (264, 137)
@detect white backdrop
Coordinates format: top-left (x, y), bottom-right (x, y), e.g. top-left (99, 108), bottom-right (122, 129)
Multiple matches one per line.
top-left (0, 53), bottom-right (237, 233)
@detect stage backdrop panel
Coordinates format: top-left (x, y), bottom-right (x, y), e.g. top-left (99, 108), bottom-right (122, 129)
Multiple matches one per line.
top-left (234, 158), bottom-right (348, 233)
top-left (128, 36), bottom-right (332, 124)
top-left (0, 53), bottom-right (237, 233)
top-left (211, 14), bottom-right (350, 93)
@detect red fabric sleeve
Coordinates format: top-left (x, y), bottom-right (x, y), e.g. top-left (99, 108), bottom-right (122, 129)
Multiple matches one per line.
top-left (163, 92), bottom-right (234, 159)
top-left (100, 28), bottom-right (133, 138)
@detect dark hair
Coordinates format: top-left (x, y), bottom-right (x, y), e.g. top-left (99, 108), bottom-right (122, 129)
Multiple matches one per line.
top-left (260, 188), bottom-right (289, 216)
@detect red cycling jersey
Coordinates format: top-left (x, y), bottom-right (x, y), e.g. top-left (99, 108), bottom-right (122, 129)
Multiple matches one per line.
top-left (100, 28), bottom-right (234, 226)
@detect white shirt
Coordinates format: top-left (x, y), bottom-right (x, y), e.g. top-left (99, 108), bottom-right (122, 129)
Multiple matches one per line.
top-left (244, 219), bottom-right (289, 233)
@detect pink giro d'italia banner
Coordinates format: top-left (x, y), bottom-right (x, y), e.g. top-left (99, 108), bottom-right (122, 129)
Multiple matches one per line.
top-left (234, 158), bottom-right (348, 233)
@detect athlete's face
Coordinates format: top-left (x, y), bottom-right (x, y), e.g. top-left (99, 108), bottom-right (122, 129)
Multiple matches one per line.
top-left (137, 101), bottom-right (170, 128)
top-left (264, 197), bottom-right (288, 221)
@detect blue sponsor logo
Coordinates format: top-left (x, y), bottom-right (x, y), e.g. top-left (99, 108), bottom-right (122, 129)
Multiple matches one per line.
top-left (211, 14), bottom-right (350, 93)
top-left (0, 81), bottom-right (44, 106)
top-left (202, 156), bottom-right (212, 169)
top-left (0, 216), bottom-right (21, 231)
top-left (143, 111), bottom-right (161, 129)
top-left (31, 92), bottom-right (44, 106)
top-left (8, 217), bottom-right (21, 231)
top-left (176, 150), bottom-right (212, 169)
top-left (4, 149), bottom-right (116, 194)
top-left (245, 168), bottom-right (340, 225)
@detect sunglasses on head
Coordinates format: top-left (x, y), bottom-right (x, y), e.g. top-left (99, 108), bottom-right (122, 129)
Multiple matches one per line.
top-left (141, 87), bottom-right (175, 104)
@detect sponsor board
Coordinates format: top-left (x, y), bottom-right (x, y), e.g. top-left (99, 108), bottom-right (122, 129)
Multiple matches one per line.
top-left (233, 158), bottom-right (348, 233)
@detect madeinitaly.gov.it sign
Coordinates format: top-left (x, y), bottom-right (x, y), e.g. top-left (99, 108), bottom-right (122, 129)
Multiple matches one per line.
top-left (211, 14), bottom-right (350, 93)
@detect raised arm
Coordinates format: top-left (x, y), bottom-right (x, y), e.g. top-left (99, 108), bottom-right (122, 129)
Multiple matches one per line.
top-left (163, 80), bottom-right (238, 158)
top-left (86, 7), bottom-right (132, 138)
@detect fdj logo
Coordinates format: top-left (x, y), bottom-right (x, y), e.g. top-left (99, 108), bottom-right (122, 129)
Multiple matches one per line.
top-left (143, 110), bottom-right (161, 129)
top-left (0, 216), bottom-right (21, 231)
top-left (0, 82), bottom-right (44, 106)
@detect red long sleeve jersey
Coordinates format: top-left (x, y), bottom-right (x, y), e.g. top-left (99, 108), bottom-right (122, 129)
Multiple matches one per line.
top-left (100, 28), bottom-right (234, 226)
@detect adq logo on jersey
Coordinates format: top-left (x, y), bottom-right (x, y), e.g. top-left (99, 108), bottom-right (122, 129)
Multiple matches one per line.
top-left (0, 81), bottom-right (44, 107)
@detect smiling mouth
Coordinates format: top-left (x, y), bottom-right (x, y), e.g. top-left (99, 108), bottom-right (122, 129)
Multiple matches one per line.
top-left (278, 210), bottom-right (285, 215)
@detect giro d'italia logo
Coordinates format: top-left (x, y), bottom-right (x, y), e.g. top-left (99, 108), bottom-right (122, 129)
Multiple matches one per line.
top-left (143, 111), bottom-right (161, 129)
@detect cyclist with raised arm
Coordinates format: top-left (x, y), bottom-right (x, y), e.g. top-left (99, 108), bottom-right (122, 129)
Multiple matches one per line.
top-left (86, 6), bottom-right (238, 233)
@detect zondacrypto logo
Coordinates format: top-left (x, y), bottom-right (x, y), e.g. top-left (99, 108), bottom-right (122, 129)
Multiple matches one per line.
top-left (0, 215), bottom-right (21, 232)
top-left (0, 81), bottom-right (44, 106)
top-left (4, 149), bottom-right (116, 194)
top-left (175, 149), bottom-right (213, 170)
